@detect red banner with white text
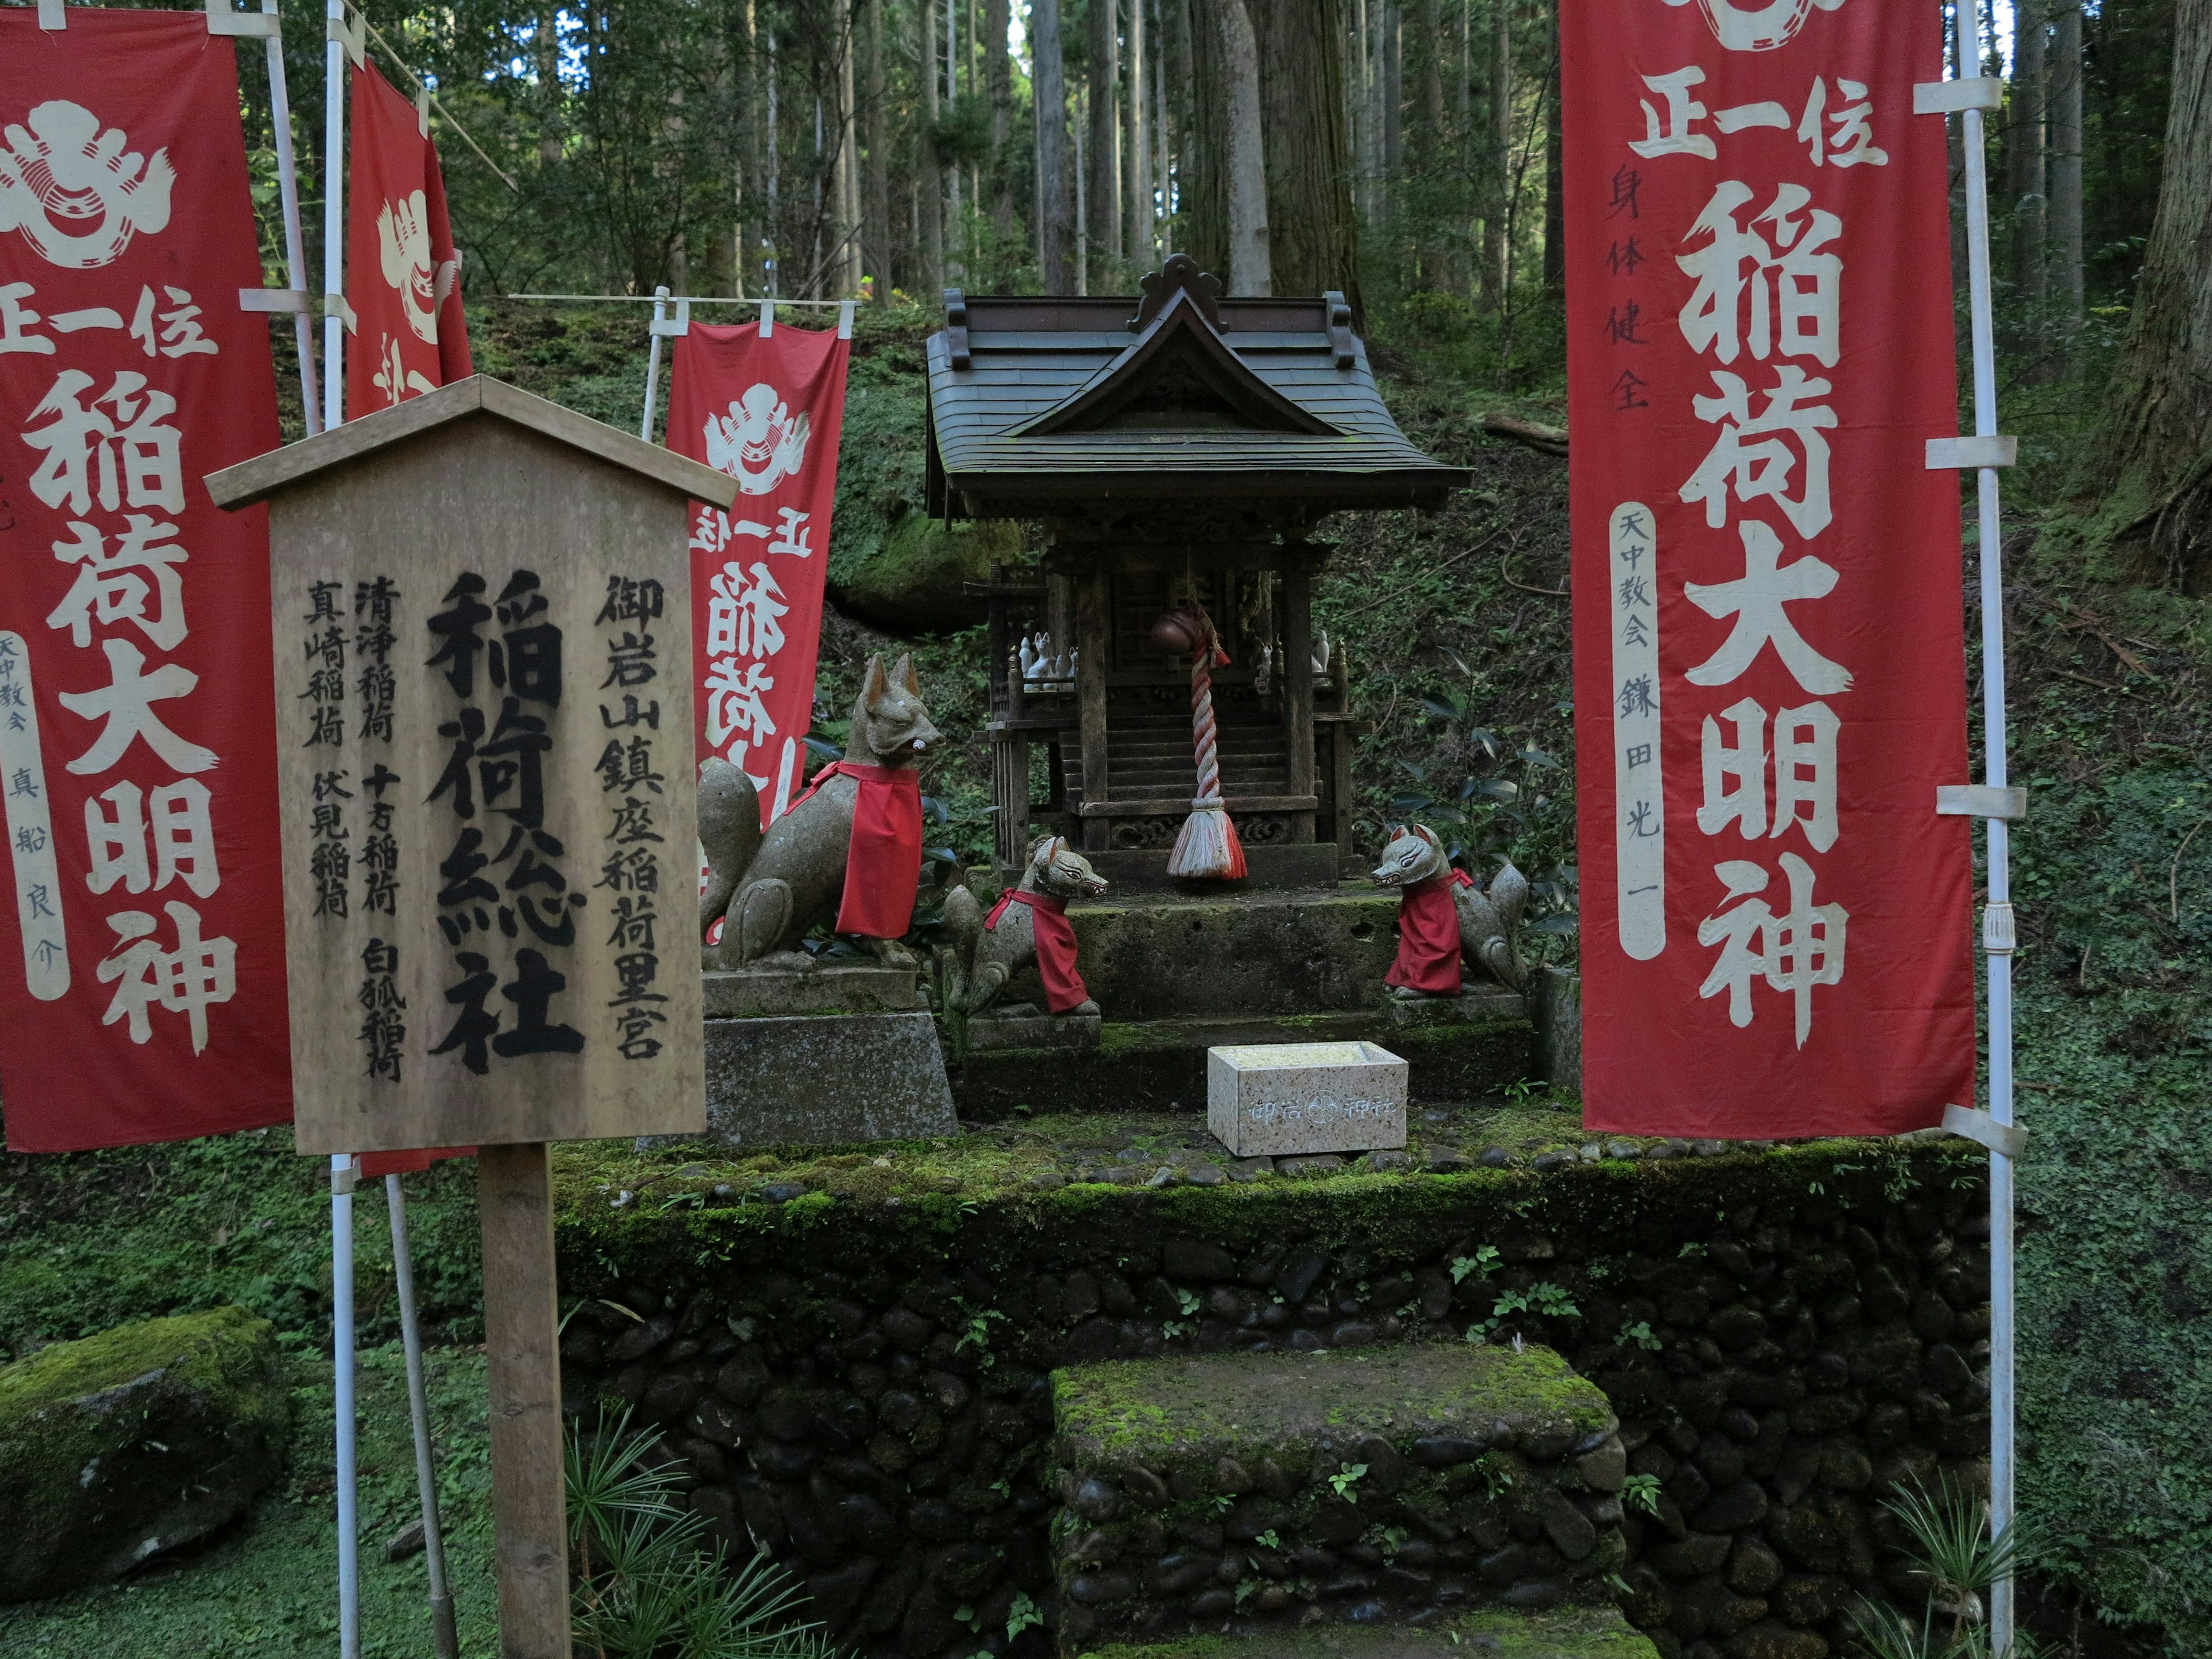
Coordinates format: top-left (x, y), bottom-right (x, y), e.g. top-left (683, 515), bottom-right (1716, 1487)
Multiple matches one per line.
top-left (1562, 0), bottom-right (1976, 1137)
top-left (345, 60), bottom-right (471, 421)
top-left (0, 10), bottom-right (293, 1150)
top-left (668, 321), bottom-right (849, 824)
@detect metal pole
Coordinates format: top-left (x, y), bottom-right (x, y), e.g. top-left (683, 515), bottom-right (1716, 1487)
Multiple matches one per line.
top-left (641, 285), bottom-right (668, 442)
top-left (262, 0), bottom-right (321, 434)
top-left (387, 1174), bottom-right (460, 1659)
top-left (331, 1154), bottom-right (360, 1659)
top-left (323, 0), bottom-right (346, 433)
top-left (1961, 98), bottom-right (2018, 1656)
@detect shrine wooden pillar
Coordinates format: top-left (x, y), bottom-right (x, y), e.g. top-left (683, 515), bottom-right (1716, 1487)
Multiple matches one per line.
top-left (1282, 555), bottom-right (1316, 844)
top-left (1075, 565), bottom-right (1111, 851)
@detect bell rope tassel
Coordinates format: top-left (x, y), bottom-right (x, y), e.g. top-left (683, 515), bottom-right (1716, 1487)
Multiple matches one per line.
top-left (1165, 617), bottom-right (1247, 880)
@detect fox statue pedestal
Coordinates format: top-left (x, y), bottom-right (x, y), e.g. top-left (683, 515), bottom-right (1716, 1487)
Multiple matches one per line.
top-left (686, 656), bottom-right (959, 1149)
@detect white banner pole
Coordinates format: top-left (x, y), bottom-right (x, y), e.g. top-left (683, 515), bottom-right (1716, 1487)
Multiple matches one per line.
top-left (1917, 69), bottom-right (2018, 1656)
top-left (331, 1153), bottom-right (361, 1659)
top-left (322, 0), bottom-right (347, 433)
top-left (260, 0), bottom-right (320, 433)
top-left (1961, 91), bottom-right (2020, 1659)
top-left (641, 284), bottom-right (668, 442)
top-left (387, 1173), bottom-right (460, 1658)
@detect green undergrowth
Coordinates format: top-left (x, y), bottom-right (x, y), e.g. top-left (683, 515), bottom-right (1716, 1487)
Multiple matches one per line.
top-left (0, 1343), bottom-right (497, 1658)
top-left (1072, 1600), bottom-right (1660, 1658)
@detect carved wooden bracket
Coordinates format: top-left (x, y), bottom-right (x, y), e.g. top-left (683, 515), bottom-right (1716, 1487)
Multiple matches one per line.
top-left (1128, 253), bottom-right (1225, 333)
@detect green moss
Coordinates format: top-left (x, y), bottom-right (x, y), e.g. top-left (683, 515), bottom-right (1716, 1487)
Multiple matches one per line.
top-left (1074, 1602), bottom-right (1661, 1657)
top-left (0, 1306), bottom-right (271, 1416)
top-left (1054, 1344), bottom-right (1609, 1475)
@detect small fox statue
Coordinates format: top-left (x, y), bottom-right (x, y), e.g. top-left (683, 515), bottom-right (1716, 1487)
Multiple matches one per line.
top-left (941, 835), bottom-right (1109, 1015)
top-left (1370, 823), bottom-right (1528, 995)
top-left (699, 653), bottom-right (941, 964)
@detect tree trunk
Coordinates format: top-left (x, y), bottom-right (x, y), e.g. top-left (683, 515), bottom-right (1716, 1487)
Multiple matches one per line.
top-left (1213, 0), bottom-right (1270, 294)
top-left (1035, 0), bottom-right (1075, 290)
top-left (922, 0), bottom-right (944, 293)
top-left (988, 0), bottom-right (1012, 238)
top-left (537, 7), bottom-right (563, 168)
top-left (1481, 0), bottom-right (1509, 310)
top-left (2051, 0), bottom-right (2085, 330)
top-left (1252, 0), bottom-right (1360, 316)
top-left (863, 0), bottom-right (890, 301)
top-left (1382, 1), bottom-right (1402, 189)
top-left (838, 4), bottom-right (862, 297)
top-left (1542, 50), bottom-right (1563, 294)
top-left (1089, 0), bottom-right (1122, 290)
top-left (1187, 0), bottom-right (1230, 278)
top-left (1128, 0), bottom-right (1152, 264)
top-left (2010, 0), bottom-right (2047, 305)
top-left (2089, 0), bottom-right (2212, 586)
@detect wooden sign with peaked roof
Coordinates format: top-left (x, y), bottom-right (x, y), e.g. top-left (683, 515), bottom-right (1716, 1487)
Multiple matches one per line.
top-left (207, 376), bottom-right (738, 1155)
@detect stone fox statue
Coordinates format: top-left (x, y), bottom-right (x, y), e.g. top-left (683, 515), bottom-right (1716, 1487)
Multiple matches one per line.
top-left (1370, 823), bottom-right (1529, 995)
top-left (699, 653), bottom-right (941, 963)
top-left (941, 835), bottom-right (1108, 1014)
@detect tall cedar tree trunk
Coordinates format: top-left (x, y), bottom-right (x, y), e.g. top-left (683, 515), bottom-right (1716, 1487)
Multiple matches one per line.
top-left (1035, 0), bottom-right (1076, 290)
top-left (2011, 0), bottom-right (2047, 305)
top-left (1481, 0), bottom-right (1508, 310)
top-left (863, 0), bottom-right (890, 301)
top-left (839, 6), bottom-right (861, 296)
top-left (988, 0), bottom-right (1013, 239)
top-left (922, 0), bottom-right (945, 291)
top-left (1215, 0), bottom-right (1270, 293)
top-left (2051, 1), bottom-right (2086, 329)
top-left (1252, 0), bottom-right (1361, 317)
top-left (1186, 0), bottom-right (1232, 279)
top-left (1414, 0), bottom-right (1446, 289)
top-left (2092, 0), bottom-right (2212, 586)
top-left (1163, 0), bottom-right (1196, 252)
top-left (1089, 0), bottom-right (1122, 290)
top-left (1127, 0), bottom-right (1151, 264)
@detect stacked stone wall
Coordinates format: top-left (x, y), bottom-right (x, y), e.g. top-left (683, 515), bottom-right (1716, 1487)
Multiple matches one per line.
top-left (555, 1139), bottom-right (1990, 1659)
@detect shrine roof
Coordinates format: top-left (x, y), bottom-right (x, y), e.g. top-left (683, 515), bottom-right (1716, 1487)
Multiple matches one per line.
top-left (204, 374), bottom-right (740, 511)
top-left (925, 257), bottom-right (1470, 520)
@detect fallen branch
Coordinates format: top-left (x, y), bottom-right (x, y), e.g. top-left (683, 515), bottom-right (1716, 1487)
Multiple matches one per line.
top-left (1499, 551), bottom-right (1568, 597)
top-left (1482, 411), bottom-right (1569, 457)
top-left (2169, 810), bottom-right (2211, 923)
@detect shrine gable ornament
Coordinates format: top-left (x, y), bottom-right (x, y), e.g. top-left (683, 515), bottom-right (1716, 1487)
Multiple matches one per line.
top-left (206, 375), bottom-right (736, 1154)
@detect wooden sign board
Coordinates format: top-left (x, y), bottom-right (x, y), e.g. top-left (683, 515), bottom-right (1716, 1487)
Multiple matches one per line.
top-left (210, 378), bottom-right (736, 1154)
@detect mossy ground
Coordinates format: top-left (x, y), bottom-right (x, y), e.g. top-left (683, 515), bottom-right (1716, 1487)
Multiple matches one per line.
top-left (0, 1343), bottom-right (497, 1658)
top-left (1072, 1602), bottom-right (1660, 1657)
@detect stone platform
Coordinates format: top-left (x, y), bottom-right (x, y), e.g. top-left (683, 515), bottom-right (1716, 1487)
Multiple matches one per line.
top-left (1051, 1344), bottom-right (1627, 1654)
top-left (699, 1010), bottom-right (956, 1147)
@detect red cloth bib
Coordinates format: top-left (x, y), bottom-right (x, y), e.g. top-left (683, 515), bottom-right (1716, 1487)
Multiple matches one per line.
top-left (985, 888), bottom-right (1092, 1013)
top-left (788, 760), bottom-right (925, 938)
top-left (1385, 871), bottom-right (1471, 995)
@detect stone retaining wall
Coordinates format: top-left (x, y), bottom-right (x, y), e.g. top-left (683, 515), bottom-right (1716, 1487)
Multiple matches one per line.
top-left (555, 1137), bottom-right (1990, 1659)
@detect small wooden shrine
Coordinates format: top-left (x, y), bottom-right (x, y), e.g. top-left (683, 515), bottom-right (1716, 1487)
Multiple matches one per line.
top-left (926, 255), bottom-right (1469, 889)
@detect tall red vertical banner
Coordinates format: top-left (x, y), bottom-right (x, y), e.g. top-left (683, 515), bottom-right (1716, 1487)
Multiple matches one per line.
top-left (1562, 0), bottom-right (1976, 1137)
top-left (667, 322), bottom-right (849, 824)
top-left (345, 60), bottom-right (471, 422)
top-left (0, 10), bottom-right (292, 1149)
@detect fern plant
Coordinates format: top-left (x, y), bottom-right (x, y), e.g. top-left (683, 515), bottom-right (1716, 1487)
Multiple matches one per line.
top-left (1847, 1476), bottom-right (2040, 1659)
top-left (568, 1408), bottom-right (838, 1659)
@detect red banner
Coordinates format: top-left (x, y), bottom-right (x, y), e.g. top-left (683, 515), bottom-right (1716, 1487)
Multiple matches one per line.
top-left (1562, 0), bottom-right (1975, 1137)
top-left (344, 60), bottom-right (469, 422)
top-left (668, 321), bottom-right (849, 823)
top-left (0, 10), bottom-right (292, 1150)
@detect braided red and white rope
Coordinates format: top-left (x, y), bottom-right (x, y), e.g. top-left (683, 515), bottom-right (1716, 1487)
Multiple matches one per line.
top-left (1166, 609), bottom-right (1247, 880)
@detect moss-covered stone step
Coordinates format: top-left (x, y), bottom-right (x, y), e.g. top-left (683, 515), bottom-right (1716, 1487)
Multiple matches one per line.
top-left (1073, 1603), bottom-right (1663, 1658)
top-left (0, 1306), bottom-right (289, 1601)
top-left (955, 1013), bottom-right (1533, 1119)
top-left (1050, 1344), bottom-right (1627, 1655)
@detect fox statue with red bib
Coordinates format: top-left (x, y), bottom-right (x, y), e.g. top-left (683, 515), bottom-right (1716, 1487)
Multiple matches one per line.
top-left (1370, 824), bottom-right (1529, 999)
top-left (700, 653), bottom-right (940, 966)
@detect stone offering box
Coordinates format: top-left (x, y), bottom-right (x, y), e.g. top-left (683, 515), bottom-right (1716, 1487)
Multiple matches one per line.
top-left (1207, 1040), bottom-right (1408, 1157)
top-left (1050, 1344), bottom-right (1629, 1653)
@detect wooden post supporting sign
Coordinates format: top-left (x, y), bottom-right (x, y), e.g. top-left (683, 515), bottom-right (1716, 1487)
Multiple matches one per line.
top-left (208, 377), bottom-right (739, 1658)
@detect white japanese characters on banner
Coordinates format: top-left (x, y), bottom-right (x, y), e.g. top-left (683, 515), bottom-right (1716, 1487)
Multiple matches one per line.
top-left (666, 321), bottom-right (851, 827)
top-left (1563, 0), bottom-right (1976, 1138)
top-left (0, 12), bottom-right (292, 1152)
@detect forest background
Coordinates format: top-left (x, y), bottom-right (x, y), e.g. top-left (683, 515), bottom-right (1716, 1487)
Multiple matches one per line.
top-left (0, 0), bottom-right (2206, 1654)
